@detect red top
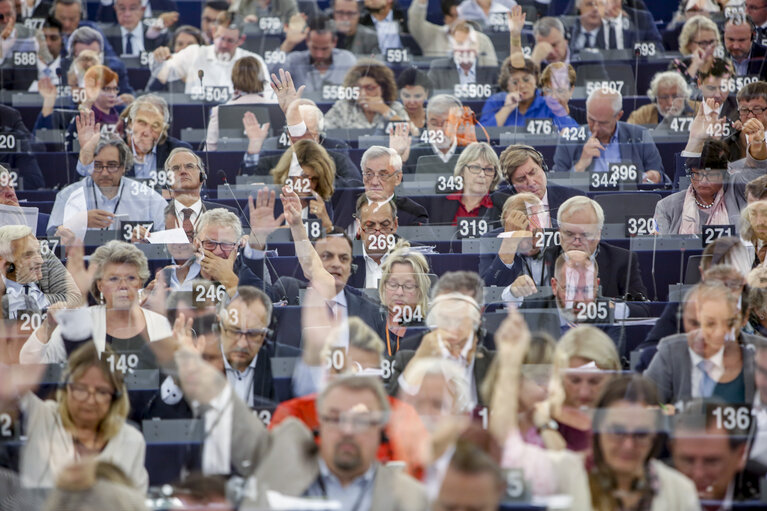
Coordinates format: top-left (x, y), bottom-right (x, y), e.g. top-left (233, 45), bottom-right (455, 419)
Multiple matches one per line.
top-left (446, 192), bottom-right (494, 225)
top-left (270, 393), bottom-right (428, 480)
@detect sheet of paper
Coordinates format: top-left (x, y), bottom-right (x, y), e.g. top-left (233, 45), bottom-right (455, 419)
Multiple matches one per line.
top-left (147, 227), bottom-right (190, 244)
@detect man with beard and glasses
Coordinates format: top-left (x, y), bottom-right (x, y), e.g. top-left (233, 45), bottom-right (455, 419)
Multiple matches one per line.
top-left (627, 71), bottom-right (697, 129)
top-left (0, 225), bottom-right (81, 319)
top-left (724, 15), bottom-right (767, 79)
top-left (332, 0), bottom-right (380, 55)
top-left (282, 15), bottom-right (357, 93)
top-left (149, 11), bottom-right (269, 95)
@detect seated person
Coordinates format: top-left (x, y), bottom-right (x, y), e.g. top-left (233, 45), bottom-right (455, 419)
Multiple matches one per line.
top-left (19, 240), bottom-right (172, 364)
top-left (149, 12), bottom-right (269, 95)
top-left (671, 399), bottom-right (764, 503)
top-left (722, 80), bottom-right (767, 162)
top-left (480, 56), bottom-right (577, 130)
top-left (740, 199), bottom-right (767, 266)
top-left (377, 244), bottom-right (431, 357)
top-left (0, 0), bottom-right (38, 64)
top-left (669, 15), bottom-right (721, 84)
top-left (603, 0), bottom-right (664, 49)
top-left (282, 16), bottom-right (357, 93)
top-left (455, 0), bottom-right (510, 28)
top-left (59, 26), bottom-right (134, 94)
top-left (229, 0), bottom-right (297, 24)
top-left (568, 0), bottom-right (609, 52)
top-left (401, 93), bottom-right (464, 171)
top-left (17, 343), bottom-right (148, 490)
top-left (425, 141), bottom-right (503, 225)
top-left (75, 94), bottom-right (191, 180)
top-left (360, 0), bottom-right (408, 52)
top-left (0, 165), bottom-right (49, 235)
top-left (324, 58), bottom-right (409, 131)
top-left (168, 25), bottom-right (204, 53)
top-left (407, 0), bottom-right (498, 65)
top-left (644, 281), bottom-right (759, 405)
top-left (100, 0), bottom-right (170, 57)
top-left (333, 0), bottom-right (381, 56)
top-left (427, 22), bottom-right (498, 92)
top-left (489, 143), bottom-right (584, 227)
top-left (655, 139), bottom-right (746, 234)
top-left (243, 77), bottom-right (362, 186)
top-left (28, 17), bottom-right (64, 93)
top-left (217, 286), bottom-right (276, 407)
top-left (36, 65), bottom-right (123, 151)
top-left (0, 225), bottom-right (82, 318)
top-left (206, 56), bottom-right (276, 151)
top-left (0, 105), bottom-right (44, 190)
top-left (627, 71), bottom-right (697, 128)
top-left (724, 15), bottom-right (767, 79)
top-left (358, 145), bottom-right (428, 226)
top-left (353, 194), bottom-right (401, 289)
top-left (552, 87), bottom-right (665, 184)
top-left (396, 67), bottom-right (432, 132)
top-left (540, 61), bottom-right (586, 125)
top-left (388, 291), bottom-right (492, 408)
top-left (511, 16), bottom-right (569, 68)
top-left (48, 136), bottom-right (167, 239)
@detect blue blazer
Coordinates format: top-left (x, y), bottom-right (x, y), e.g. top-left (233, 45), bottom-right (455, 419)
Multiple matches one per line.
top-left (552, 121), bottom-right (665, 177)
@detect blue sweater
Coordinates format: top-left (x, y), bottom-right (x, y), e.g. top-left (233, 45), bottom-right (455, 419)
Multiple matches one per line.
top-left (480, 90), bottom-right (578, 129)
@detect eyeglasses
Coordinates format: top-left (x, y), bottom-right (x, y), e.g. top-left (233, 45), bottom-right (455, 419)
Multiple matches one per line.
top-left (509, 75), bottom-right (535, 88)
top-left (602, 424), bottom-right (654, 443)
top-left (200, 239), bottom-right (237, 252)
top-left (561, 230), bottom-right (598, 241)
top-left (320, 413), bottom-right (383, 432)
top-left (68, 383), bottom-right (115, 404)
top-left (334, 9), bottom-right (359, 17)
top-left (362, 221), bottom-right (394, 233)
top-left (104, 275), bottom-right (140, 285)
top-left (102, 86), bottom-right (119, 94)
top-left (362, 170), bottom-right (398, 181)
top-left (93, 161), bottom-right (123, 173)
top-left (692, 39), bottom-right (717, 47)
top-left (739, 106), bottom-right (767, 117)
top-left (464, 164), bottom-right (496, 177)
top-left (689, 169), bottom-right (725, 182)
top-left (385, 280), bottom-right (418, 292)
top-left (220, 324), bottom-right (268, 343)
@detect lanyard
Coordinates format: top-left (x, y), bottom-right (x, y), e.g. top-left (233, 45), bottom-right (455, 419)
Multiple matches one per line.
top-left (385, 323), bottom-right (400, 358)
top-left (91, 179), bottom-right (124, 217)
top-left (316, 465), bottom-right (376, 511)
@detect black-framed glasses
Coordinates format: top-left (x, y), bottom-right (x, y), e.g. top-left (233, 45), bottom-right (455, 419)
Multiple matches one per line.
top-left (384, 280), bottom-right (418, 292)
top-left (220, 324), bottom-right (268, 343)
top-left (738, 106), bottom-right (767, 117)
top-left (200, 239), bottom-right (237, 252)
top-left (688, 169), bottom-right (725, 182)
top-left (464, 164), bottom-right (496, 177)
top-left (68, 383), bottom-right (115, 404)
top-left (93, 161), bottom-right (123, 173)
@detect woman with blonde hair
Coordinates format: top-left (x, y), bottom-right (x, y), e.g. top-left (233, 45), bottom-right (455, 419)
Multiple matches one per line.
top-left (20, 342), bottom-right (148, 491)
top-left (378, 242), bottom-right (432, 358)
top-left (669, 15), bottom-right (722, 82)
top-left (270, 139), bottom-right (337, 232)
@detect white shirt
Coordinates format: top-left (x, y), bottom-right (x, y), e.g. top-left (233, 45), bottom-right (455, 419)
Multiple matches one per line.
top-left (456, 60), bottom-right (477, 85)
top-left (156, 44), bottom-right (271, 95)
top-left (539, 190), bottom-right (552, 228)
top-left (431, 138), bottom-right (458, 164)
top-left (21, 0), bottom-right (42, 18)
top-left (29, 55), bottom-right (61, 92)
top-left (604, 16), bottom-right (624, 49)
top-left (168, 261), bottom-right (201, 291)
top-left (224, 352), bottom-right (258, 407)
top-left (362, 246), bottom-right (384, 289)
top-left (327, 289), bottom-right (348, 323)
top-left (173, 198), bottom-right (203, 231)
top-left (750, 394), bottom-right (767, 466)
top-left (3, 278), bottom-right (49, 318)
top-left (200, 384), bottom-right (234, 475)
top-left (120, 24), bottom-right (145, 56)
top-left (689, 345), bottom-right (725, 398)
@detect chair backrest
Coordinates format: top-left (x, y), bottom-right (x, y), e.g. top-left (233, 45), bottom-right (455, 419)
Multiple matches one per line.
top-left (594, 192), bottom-right (662, 218)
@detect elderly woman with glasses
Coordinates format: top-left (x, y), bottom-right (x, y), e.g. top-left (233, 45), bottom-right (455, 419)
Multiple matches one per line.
top-left (480, 57), bottom-right (578, 129)
top-left (427, 142), bottom-right (504, 225)
top-left (324, 59), bottom-right (409, 131)
top-left (654, 139), bottom-right (744, 234)
top-left (740, 200), bottom-right (767, 266)
top-left (378, 245), bottom-right (431, 358)
top-left (669, 15), bottom-right (722, 83)
top-left (19, 240), bottom-right (172, 364)
top-left (19, 342), bottom-right (148, 491)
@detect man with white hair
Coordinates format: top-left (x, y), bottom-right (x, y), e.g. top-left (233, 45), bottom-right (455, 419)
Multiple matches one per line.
top-left (553, 87), bottom-right (665, 183)
top-left (627, 71), bottom-right (696, 127)
top-left (528, 17), bottom-right (571, 66)
top-left (569, 0), bottom-right (607, 51)
top-left (402, 93), bottom-right (464, 171)
top-left (60, 25), bottom-right (133, 94)
top-left (193, 208), bottom-right (245, 299)
top-left (0, 225), bottom-right (81, 318)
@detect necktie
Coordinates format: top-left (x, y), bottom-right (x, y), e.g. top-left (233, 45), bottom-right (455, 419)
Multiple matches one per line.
top-left (181, 208), bottom-right (194, 241)
top-left (587, 32), bottom-right (595, 49)
top-left (327, 301), bottom-right (337, 320)
top-left (125, 32), bottom-right (134, 55)
top-left (608, 23), bottom-right (617, 50)
top-left (698, 360), bottom-right (717, 398)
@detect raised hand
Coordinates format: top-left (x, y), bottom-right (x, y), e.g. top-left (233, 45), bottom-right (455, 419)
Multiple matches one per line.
top-left (242, 111), bottom-right (270, 155)
top-left (507, 5), bottom-right (526, 34)
top-left (65, 241), bottom-right (97, 300)
top-left (158, 11), bottom-right (179, 28)
top-left (38, 76), bottom-right (57, 101)
top-left (75, 110), bottom-right (102, 155)
top-left (280, 186), bottom-right (304, 227)
top-left (270, 68), bottom-right (306, 113)
top-left (248, 187), bottom-right (285, 248)
top-left (389, 122), bottom-right (411, 157)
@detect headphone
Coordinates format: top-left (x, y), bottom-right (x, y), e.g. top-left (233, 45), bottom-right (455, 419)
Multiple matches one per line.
top-left (726, 11), bottom-right (757, 43)
top-left (124, 99), bottom-right (171, 146)
top-left (504, 144), bottom-right (550, 193)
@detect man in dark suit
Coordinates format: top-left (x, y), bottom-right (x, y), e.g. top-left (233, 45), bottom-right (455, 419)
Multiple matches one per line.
top-left (569, 0), bottom-right (607, 52)
top-left (488, 144), bottom-right (584, 227)
top-left (95, 0), bottom-right (178, 25)
top-left (17, 0), bottom-right (52, 21)
top-left (387, 291), bottom-right (494, 407)
top-left (360, 0), bottom-right (409, 51)
top-left (0, 105), bottom-right (44, 190)
top-left (671, 400), bottom-right (765, 503)
top-left (402, 93), bottom-right (464, 173)
top-left (426, 57), bottom-right (498, 92)
top-left (603, 0), bottom-right (663, 49)
top-left (0, 165), bottom-right (49, 236)
top-left (61, 25), bottom-right (134, 94)
top-left (100, 0), bottom-right (168, 56)
top-left (725, 16), bottom-right (767, 80)
top-left (553, 87), bottom-right (665, 183)
top-left (333, 0), bottom-right (380, 55)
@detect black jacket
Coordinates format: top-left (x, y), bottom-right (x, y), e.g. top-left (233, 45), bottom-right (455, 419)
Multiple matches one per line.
top-left (0, 105), bottom-right (44, 190)
top-left (486, 183), bottom-right (585, 227)
top-left (395, 196), bottom-right (429, 226)
top-left (124, 136), bottom-right (192, 178)
top-left (102, 24), bottom-right (169, 55)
